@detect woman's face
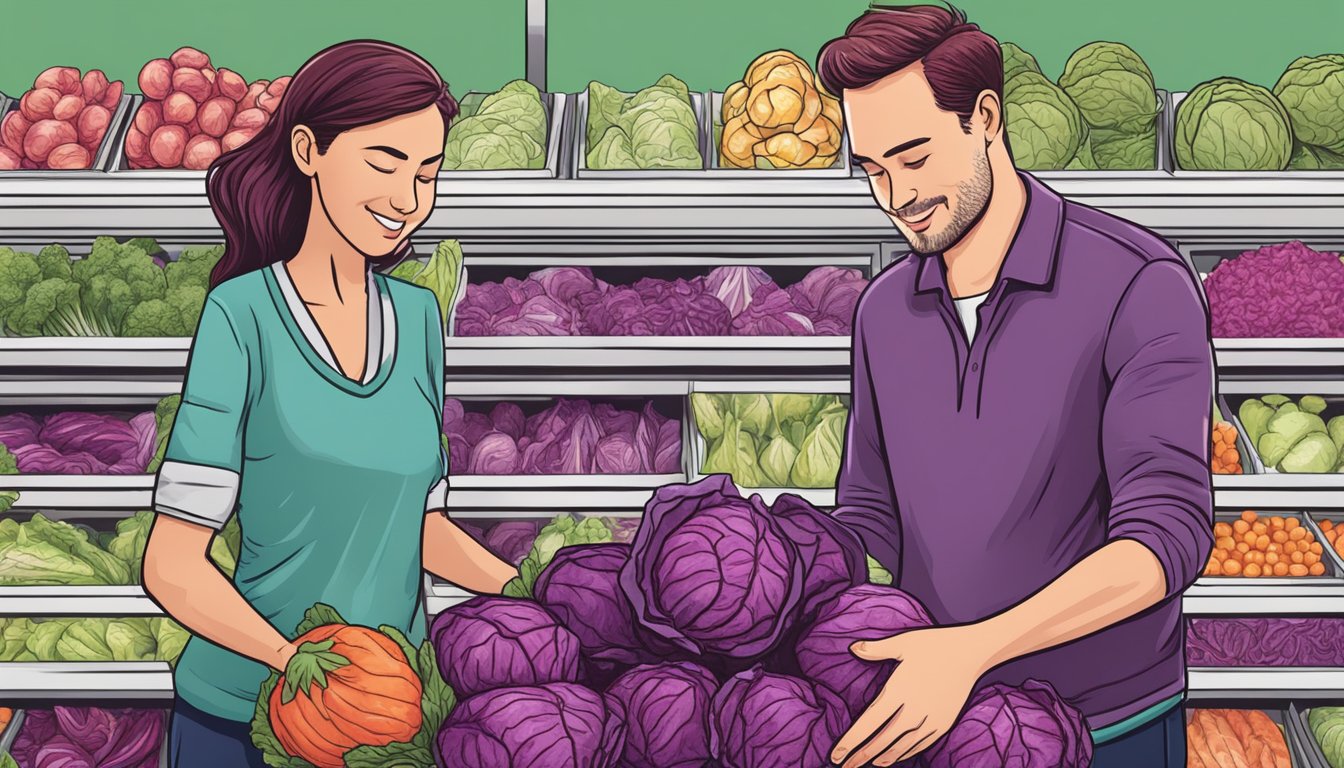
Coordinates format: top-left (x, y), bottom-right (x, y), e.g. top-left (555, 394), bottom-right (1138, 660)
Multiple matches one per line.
top-left (301, 105), bottom-right (445, 259)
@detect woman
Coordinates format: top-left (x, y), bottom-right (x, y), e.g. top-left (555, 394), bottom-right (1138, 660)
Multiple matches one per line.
top-left (142, 40), bottom-right (517, 767)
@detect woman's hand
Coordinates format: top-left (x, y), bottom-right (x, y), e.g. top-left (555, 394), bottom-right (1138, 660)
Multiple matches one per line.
top-left (422, 512), bottom-right (520, 595)
top-left (271, 641), bottom-right (299, 673)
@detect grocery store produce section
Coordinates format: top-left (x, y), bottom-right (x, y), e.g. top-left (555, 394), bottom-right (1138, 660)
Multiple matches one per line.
top-left (4, 5), bottom-right (1344, 765)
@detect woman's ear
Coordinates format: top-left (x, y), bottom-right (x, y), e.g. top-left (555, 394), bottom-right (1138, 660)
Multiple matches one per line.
top-left (291, 125), bottom-right (318, 177)
top-left (978, 89), bottom-right (1004, 146)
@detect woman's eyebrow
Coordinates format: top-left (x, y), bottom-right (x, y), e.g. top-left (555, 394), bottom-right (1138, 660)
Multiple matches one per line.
top-left (364, 145), bottom-right (409, 160)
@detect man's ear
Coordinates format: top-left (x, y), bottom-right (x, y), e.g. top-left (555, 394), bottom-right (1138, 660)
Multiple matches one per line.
top-left (977, 89), bottom-right (1004, 146)
top-left (291, 125), bottom-right (317, 177)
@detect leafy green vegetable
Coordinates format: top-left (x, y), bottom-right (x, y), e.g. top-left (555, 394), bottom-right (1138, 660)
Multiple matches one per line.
top-left (107, 511), bottom-right (153, 582)
top-left (0, 443), bottom-right (16, 475)
top-left (0, 616), bottom-right (186, 662)
top-left (791, 404), bottom-right (846, 487)
top-left (443, 80), bottom-right (548, 171)
top-left (0, 751), bottom-right (18, 768)
top-left (1310, 706), bottom-right (1344, 767)
top-left (1058, 42), bottom-right (1159, 135)
top-left (703, 414), bottom-right (763, 487)
top-left (1090, 128), bottom-right (1156, 170)
top-left (1000, 42), bottom-right (1042, 84)
top-left (510, 514), bottom-right (614, 597)
top-left (0, 491), bottom-right (15, 515)
top-left (758, 435), bottom-right (800, 487)
top-left (391, 240), bottom-right (466, 334)
top-left (1175, 78), bottom-right (1293, 171)
top-left (1273, 54), bottom-right (1344, 154)
top-left (586, 75), bottom-right (701, 170)
top-left (1004, 72), bottom-right (1086, 170)
top-left (1290, 142), bottom-right (1344, 170)
top-left (0, 514), bottom-right (131, 585)
top-left (146, 394), bottom-right (181, 474)
top-left (867, 555), bottom-right (893, 585)
top-left (691, 393), bottom-right (726, 440)
top-left (210, 515), bottom-right (243, 578)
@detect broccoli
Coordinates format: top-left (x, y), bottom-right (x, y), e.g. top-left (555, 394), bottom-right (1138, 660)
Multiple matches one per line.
top-left (72, 237), bottom-right (168, 335)
top-left (36, 245), bottom-right (73, 280)
top-left (165, 245), bottom-right (224, 292)
top-left (123, 286), bottom-right (207, 337)
top-left (146, 395), bottom-right (181, 474)
top-left (0, 247), bottom-right (45, 335)
top-left (6, 277), bottom-right (99, 336)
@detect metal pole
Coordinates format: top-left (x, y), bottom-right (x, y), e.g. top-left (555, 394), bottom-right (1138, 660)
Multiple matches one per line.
top-left (526, 0), bottom-right (547, 91)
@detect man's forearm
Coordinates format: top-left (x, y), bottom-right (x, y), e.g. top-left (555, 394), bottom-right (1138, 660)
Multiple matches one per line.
top-left (969, 539), bottom-right (1168, 675)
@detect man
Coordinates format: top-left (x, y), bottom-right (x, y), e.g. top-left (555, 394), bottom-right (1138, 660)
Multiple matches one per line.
top-left (817, 6), bottom-right (1214, 767)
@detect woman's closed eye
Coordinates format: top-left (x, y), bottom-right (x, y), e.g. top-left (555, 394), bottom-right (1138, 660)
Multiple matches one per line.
top-left (367, 161), bottom-right (395, 174)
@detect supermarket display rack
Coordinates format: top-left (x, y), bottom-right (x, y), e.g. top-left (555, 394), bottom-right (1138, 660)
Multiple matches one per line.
top-left (6, 84), bottom-right (1344, 713)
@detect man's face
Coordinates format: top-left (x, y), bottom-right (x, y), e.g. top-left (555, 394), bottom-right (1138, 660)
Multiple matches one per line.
top-left (845, 63), bottom-right (994, 254)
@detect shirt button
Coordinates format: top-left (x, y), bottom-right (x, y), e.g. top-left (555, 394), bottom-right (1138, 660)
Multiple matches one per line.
top-left (971, 363), bottom-right (979, 372)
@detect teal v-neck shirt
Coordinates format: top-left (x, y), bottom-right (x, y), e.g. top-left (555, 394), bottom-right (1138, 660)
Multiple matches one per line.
top-left (161, 268), bottom-right (447, 722)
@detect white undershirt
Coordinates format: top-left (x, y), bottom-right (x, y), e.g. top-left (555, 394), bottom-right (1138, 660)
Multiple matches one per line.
top-left (953, 292), bottom-right (989, 342)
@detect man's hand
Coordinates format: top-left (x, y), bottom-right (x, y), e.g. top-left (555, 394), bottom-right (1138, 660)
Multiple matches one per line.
top-left (831, 625), bottom-right (991, 768)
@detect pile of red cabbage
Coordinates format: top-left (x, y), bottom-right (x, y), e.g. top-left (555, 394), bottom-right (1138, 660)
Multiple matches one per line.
top-left (428, 475), bottom-right (1092, 768)
top-left (0, 411), bottom-right (155, 474)
top-left (453, 265), bottom-right (867, 337)
top-left (1203, 241), bottom-right (1344, 337)
top-left (10, 706), bottom-right (165, 768)
top-left (1186, 618), bottom-right (1344, 666)
top-left (443, 398), bottom-right (680, 475)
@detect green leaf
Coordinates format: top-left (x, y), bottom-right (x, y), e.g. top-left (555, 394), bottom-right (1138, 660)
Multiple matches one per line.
top-left (280, 639), bottom-right (350, 704)
top-left (502, 575), bottom-right (531, 599)
top-left (417, 639), bottom-right (456, 738)
top-left (294, 603), bottom-right (346, 637)
top-left (250, 669), bottom-right (314, 768)
top-left (0, 751), bottom-right (18, 768)
top-left (344, 741), bottom-right (433, 767)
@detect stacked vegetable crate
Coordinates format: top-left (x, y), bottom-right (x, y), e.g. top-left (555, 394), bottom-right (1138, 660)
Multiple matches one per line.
top-left (4, 61), bottom-right (1344, 768)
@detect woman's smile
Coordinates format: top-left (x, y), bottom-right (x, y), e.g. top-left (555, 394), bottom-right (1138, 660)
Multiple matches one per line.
top-left (367, 206), bottom-right (406, 237)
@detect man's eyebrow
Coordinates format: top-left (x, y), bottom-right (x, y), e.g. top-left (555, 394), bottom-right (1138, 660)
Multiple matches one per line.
top-left (364, 145), bottom-right (409, 160)
top-left (883, 137), bottom-right (930, 157)
top-left (851, 153), bottom-right (874, 165)
top-left (421, 152), bottom-right (445, 166)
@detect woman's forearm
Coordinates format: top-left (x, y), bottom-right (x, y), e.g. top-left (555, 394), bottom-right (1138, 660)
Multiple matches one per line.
top-left (422, 512), bottom-right (517, 594)
top-left (143, 517), bottom-right (294, 671)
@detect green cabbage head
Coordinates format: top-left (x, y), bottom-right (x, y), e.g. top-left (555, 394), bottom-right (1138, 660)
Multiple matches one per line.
top-left (1004, 73), bottom-right (1085, 170)
top-left (1175, 78), bottom-right (1294, 170)
top-left (1290, 142), bottom-right (1344, 170)
top-left (1000, 43), bottom-right (1042, 84)
top-left (1058, 42), bottom-right (1159, 134)
top-left (1273, 55), bottom-right (1344, 153)
top-left (442, 80), bottom-right (547, 170)
top-left (587, 75), bottom-right (701, 170)
top-left (1090, 127), bottom-right (1157, 170)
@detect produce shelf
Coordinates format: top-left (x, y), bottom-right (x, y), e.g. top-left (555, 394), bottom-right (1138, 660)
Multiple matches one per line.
top-left (1214, 339), bottom-right (1344, 371)
top-left (6, 176), bottom-right (1344, 243)
top-left (0, 662), bottom-right (174, 705)
top-left (443, 336), bottom-right (852, 376)
top-left (1187, 668), bottom-right (1344, 700)
top-left (1213, 474), bottom-right (1344, 510)
top-left (0, 587), bottom-right (160, 618)
top-left (3, 475), bottom-right (153, 510)
top-left (1183, 582), bottom-right (1344, 616)
top-left (449, 473), bottom-right (685, 491)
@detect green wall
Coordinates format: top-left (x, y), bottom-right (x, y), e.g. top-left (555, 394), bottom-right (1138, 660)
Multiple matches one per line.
top-left (3, 1), bottom-right (1341, 97)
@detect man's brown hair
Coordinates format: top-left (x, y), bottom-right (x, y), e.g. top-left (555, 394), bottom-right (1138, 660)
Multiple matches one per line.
top-left (816, 4), bottom-right (1003, 131)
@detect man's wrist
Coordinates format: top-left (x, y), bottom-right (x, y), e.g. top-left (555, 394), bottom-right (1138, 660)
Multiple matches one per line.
top-left (959, 619), bottom-right (1010, 677)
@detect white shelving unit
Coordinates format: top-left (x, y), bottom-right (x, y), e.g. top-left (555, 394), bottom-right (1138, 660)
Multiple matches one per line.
top-left (4, 108), bottom-right (1344, 711)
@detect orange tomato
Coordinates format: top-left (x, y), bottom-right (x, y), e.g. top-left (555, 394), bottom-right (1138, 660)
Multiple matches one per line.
top-left (1272, 530), bottom-right (1289, 544)
top-left (1234, 520), bottom-right (1251, 535)
top-left (1310, 563), bottom-right (1327, 576)
top-left (1273, 562), bottom-right (1289, 576)
top-left (1290, 564), bottom-right (1310, 577)
top-left (1292, 551), bottom-right (1305, 564)
top-left (1270, 517), bottom-right (1285, 529)
top-left (1214, 522), bottom-right (1234, 538)
top-left (1286, 517), bottom-right (1301, 531)
top-left (1289, 527), bottom-right (1307, 541)
top-left (1236, 542), bottom-right (1251, 554)
top-left (1223, 559), bottom-right (1243, 576)
top-left (1241, 510), bottom-right (1258, 523)
top-left (1244, 563), bottom-right (1262, 578)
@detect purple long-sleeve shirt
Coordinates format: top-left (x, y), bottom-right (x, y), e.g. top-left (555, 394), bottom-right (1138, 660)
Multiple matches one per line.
top-left (835, 172), bottom-right (1214, 729)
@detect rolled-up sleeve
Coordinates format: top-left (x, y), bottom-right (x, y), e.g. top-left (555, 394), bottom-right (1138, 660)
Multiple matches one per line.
top-left (425, 292), bottom-right (450, 514)
top-left (832, 306), bottom-right (902, 576)
top-left (1102, 259), bottom-right (1215, 599)
top-left (154, 297), bottom-right (250, 530)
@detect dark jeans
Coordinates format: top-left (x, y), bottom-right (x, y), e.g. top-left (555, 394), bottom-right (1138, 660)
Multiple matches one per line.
top-left (1091, 703), bottom-right (1186, 767)
top-left (168, 697), bottom-right (268, 768)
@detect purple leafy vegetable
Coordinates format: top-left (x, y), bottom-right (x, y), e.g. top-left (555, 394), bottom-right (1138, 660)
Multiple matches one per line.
top-left (430, 596), bottom-right (581, 697)
top-left (921, 680), bottom-right (1092, 768)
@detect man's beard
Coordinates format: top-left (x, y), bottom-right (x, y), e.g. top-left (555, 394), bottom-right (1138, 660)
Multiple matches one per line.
top-left (901, 149), bottom-right (993, 255)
